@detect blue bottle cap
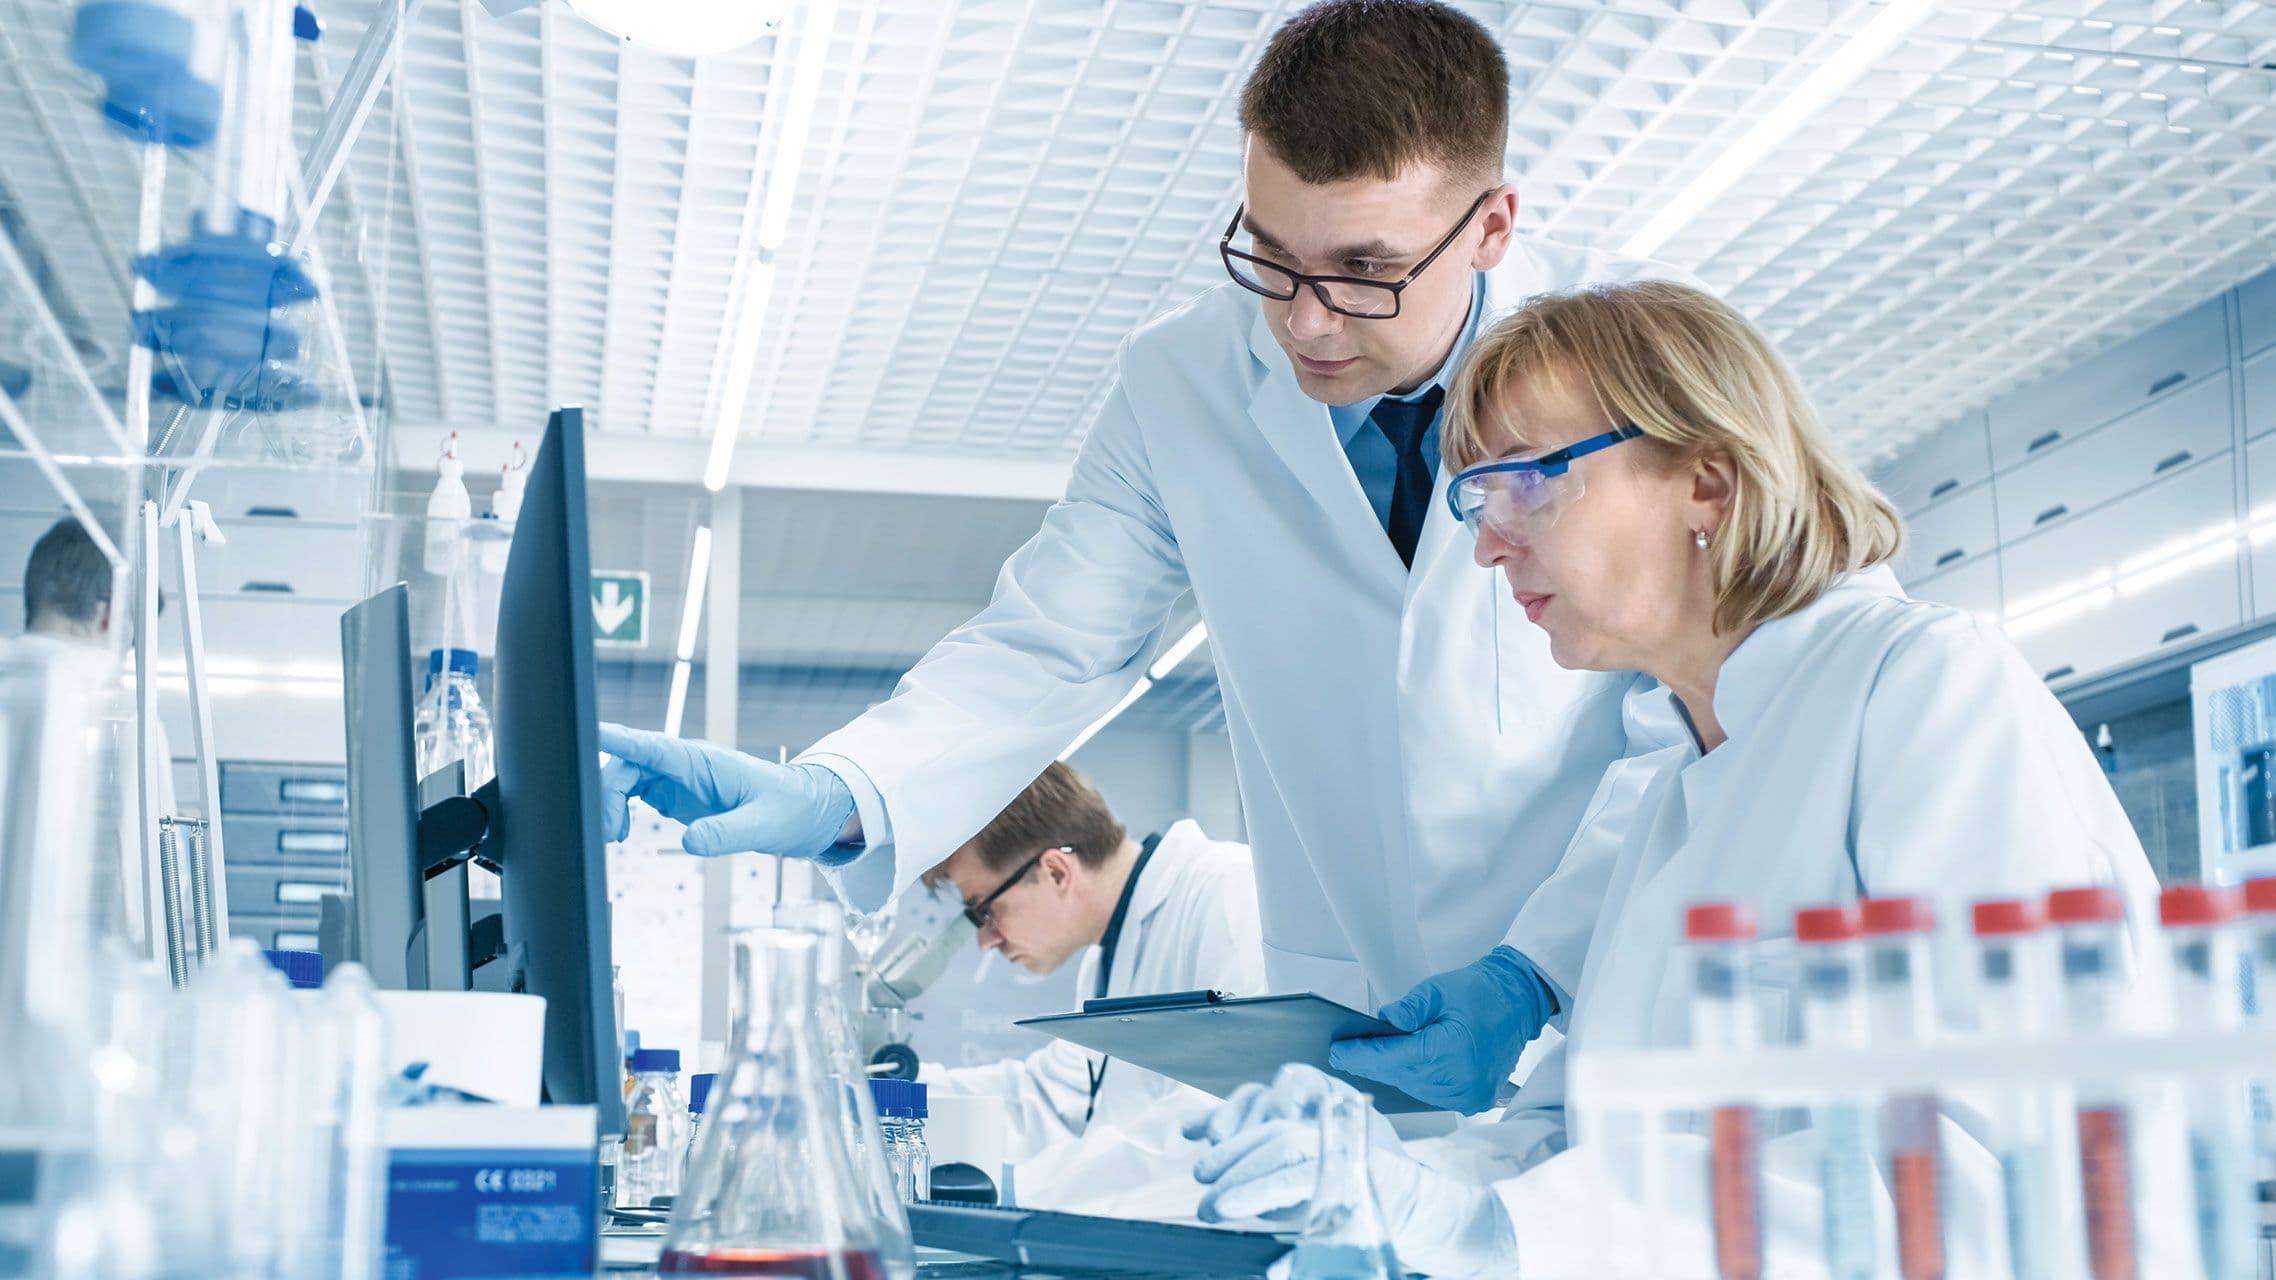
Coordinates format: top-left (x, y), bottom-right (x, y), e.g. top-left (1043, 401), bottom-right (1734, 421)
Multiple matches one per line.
top-left (425, 648), bottom-right (479, 678)
top-left (868, 1078), bottom-right (902, 1115)
top-left (907, 1081), bottom-right (927, 1120)
top-left (630, 1047), bottom-right (680, 1074)
top-left (688, 1072), bottom-right (717, 1114)
top-left (262, 948), bottom-right (325, 989)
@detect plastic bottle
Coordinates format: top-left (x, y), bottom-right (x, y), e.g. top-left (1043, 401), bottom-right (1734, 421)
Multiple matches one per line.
top-left (2159, 886), bottom-right (2256, 1280)
top-left (616, 1048), bottom-right (686, 1210)
top-left (1288, 1080), bottom-right (1401, 1280)
top-left (412, 648), bottom-right (492, 789)
top-left (1860, 896), bottom-right (1945, 1280)
top-left (478, 450), bottom-right (526, 575)
top-left (1972, 899), bottom-right (2071, 1280)
top-left (1685, 902), bottom-right (1761, 1280)
top-left (1794, 904), bottom-right (1877, 1280)
top-left (685, 1072), bottom-right (717, 1177)
top-left (423, 436), bottom-right (470, 574)
top-left (2048, 886), bottom-right (2139, 1280)
top-left (317, 963), bottom-right (390, 1280)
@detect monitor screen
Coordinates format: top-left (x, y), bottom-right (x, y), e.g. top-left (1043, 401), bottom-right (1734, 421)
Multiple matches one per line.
top-left (493, 406), bottom-right (623, 1134)
top-left (339, 582), bottom-right (425, 991)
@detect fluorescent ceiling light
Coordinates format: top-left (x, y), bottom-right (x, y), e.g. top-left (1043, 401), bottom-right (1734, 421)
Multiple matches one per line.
top-left (1147, 624), bottom-right (1209, 682)
top-left (1618, 0), bottom-right (1941, 260)
top-left (1060, 677), bottom-right (1154, 761)
top-left (663, 660), bottom-right (693, 739)
top-left (564, 0), bottom-right (783, 57)
top-left (675, 526), bottom-right (714, 662)
top-left (702, 0), bottom-right (843, 491)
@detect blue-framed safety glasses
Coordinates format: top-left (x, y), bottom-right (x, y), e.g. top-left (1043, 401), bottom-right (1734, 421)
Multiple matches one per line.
top-left (1446, 423), bottom-right (1646, 542)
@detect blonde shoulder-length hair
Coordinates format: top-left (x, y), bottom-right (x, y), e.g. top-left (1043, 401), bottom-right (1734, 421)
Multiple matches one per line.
top-left (1443, 279), bottom-right (1904, 635)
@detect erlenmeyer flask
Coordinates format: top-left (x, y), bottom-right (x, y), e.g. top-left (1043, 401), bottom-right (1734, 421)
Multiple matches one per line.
top-left (661, 927), bottom-right (888, 1278)
top-left (1288, 1082), bottom-right (1401, 1280)
top-left (771, 900), bottom-right (916, 1279)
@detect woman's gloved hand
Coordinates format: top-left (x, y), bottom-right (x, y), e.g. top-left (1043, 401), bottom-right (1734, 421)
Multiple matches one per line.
top-left (598, 722), bottom-right (858, 862)
top-left (1328, 945), bottom-right (1557, 1114)
top-left (1183, 1064), bottom-right (1515, 1277)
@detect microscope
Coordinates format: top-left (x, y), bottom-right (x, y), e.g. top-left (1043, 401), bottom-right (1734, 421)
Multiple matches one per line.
top-left (858, 911), bottom-right (976, 1079)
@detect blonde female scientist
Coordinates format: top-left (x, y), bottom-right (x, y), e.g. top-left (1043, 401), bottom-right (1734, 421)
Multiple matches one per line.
top-left (1186, 281), bottom-right (2162, 1278)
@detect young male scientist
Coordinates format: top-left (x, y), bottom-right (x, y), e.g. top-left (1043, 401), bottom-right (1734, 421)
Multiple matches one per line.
top-left (599, 0), bottom-right (1687, 1115)
top-left (915, 762), bottom-right (1263, 1211)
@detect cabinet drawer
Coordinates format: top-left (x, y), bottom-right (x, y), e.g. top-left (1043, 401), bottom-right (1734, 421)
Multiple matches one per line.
top-left (226, 864), bottom-right (347, 915)
top-left (219, 761), bottom-right (349, 817)
top-left (2010, 548), bottom-right (2240, 686)
top-left (198, 520), bottom-right (368, 600)
top-left (230, 912), bottom-right (322, 953)
top-left (2000, 456), bottom-right (2238, 612)
top-left (221, 814), bottom-right (350, 865)
top-left (1896, 482), bottom-right (1997, 582)
top-left (1872, 412), bottom-right (1991, 517)
top-left (2241, 268), bottom-right (2276, 360)
top-left (1987, 298), bottom-right (2230, 471)
top-left (1904, 555), bottom-right (2001, 620)
top-left (2246, 349), bottom-right (2276, 442)
top-left (1993, 375), bottom-right (2232, 540)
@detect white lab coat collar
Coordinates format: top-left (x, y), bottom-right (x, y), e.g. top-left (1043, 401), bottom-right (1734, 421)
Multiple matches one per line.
top-left (1094, 819), bottom-right (1209, 992)
top-left (1709, 566), bottom-right (1908, 746)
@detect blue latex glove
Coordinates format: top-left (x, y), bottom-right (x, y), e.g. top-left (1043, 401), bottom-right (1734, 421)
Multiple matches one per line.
top-left (597, 722), bottom-right (857, 861)
top-left (1327, 946), bottom-right (1557, 1115)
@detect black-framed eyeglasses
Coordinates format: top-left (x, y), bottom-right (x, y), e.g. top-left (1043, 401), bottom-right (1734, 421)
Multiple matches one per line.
top-left (1219, 188), bottom-right (1495, 321)
top-left (962, 846), bottom-right (1070, 930)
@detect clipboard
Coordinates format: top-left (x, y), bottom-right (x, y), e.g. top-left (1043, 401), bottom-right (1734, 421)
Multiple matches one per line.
top-left (1014, 991), bottom-right (1440, 1115)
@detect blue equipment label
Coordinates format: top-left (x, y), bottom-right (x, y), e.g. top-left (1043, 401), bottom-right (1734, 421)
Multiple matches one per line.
top-left (386, 1146), bottom-right (597, 1279)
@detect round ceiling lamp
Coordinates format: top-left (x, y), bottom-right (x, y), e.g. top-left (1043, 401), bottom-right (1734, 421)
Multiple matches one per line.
top-left (563, 0), bottom-right (785, 58)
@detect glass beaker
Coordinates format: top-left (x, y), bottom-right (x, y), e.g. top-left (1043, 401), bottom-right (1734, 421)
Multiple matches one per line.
top-left (1288, 1081), bottom-right (1401, 1280)
top-left (772, 900), bottom-right (916, 1276)
top-left (660, 927), bottom-right (892, 1278)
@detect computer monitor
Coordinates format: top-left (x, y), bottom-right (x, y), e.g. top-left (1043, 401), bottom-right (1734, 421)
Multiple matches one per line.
top-left (491, 405), bottom-right (622, 1134)
top-left (339, 583), bottom-right (426, 991)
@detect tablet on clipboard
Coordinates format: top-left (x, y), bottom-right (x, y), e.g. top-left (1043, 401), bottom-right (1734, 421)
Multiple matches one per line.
top-left (1014, 990), bottom-right (1441, 1115)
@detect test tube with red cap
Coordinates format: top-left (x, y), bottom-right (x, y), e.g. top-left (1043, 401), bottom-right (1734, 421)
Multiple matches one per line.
top-left (2047, 885), bottom-right (2138, 1280)
top-left (1973, 899), bottom-right (2067, 1280)
top-left (1795, 904), bottom-right (1877, 1280)
top-left (1686, 902), bottom-right (1761, 1280)
top-left (1860, 896), bottom-right (1945, 1280)
top-left (2241, 877), bottom-right (2276, 1183)
top-left (2160, 885), bottom-right (2255, 1280)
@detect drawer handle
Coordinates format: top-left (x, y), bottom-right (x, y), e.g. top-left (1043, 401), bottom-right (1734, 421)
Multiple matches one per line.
top-left (1934, 549), bottom-right (1966, 568)
top-left (2161, 623), bottom-right (2200, 645)
top-left (241, 581), bottom-right (295, 594)
top-left (2153, 450), bottom-right (2193, 475)
top-left (2027, 430), bottom-right (2063, 454)
top-left (1927, 479), bottom-right (1960, 501)
top-left (245, 505), bottom-right (301, 519)
top-left (2034, 504), bottom-right (2070, 526)
top-left (2148, 371), bottom-right (2187, 397)
top-left (2043, 665), bottom-right (2076, 683)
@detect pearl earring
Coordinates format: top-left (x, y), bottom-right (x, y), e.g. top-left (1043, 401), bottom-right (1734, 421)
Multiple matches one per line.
top-left (1694, 529), bottom-right (1712, 551)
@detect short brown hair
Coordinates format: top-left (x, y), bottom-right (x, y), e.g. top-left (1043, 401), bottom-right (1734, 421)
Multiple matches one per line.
top-left (928, 763), bottom-right (1127, 887)
top-left (1444, 281), bottom-right (1904, 635)
top-left (1239, 0), bottom-right (1508, 187)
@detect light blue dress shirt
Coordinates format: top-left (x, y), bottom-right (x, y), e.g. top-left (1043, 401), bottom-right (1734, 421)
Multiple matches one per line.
top-left (1328, 274), bottom-right (1487, 532)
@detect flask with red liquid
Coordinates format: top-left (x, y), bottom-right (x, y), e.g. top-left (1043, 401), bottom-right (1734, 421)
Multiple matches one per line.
top-left (1685, 901), bottom-right (1761, 1280)
top-left (659, 927), bottom-right (890, 1278)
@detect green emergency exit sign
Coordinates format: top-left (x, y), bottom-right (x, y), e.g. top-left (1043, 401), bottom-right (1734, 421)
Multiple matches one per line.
top-left (590, 571), bottom-right (649, 647)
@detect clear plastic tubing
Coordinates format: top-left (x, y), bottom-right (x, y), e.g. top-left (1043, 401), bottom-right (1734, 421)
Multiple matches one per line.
top-left (2048, 885), bottom-right (2138, 1280)
top-left (2159, 885), bottom-right (2257, 1280)
top-left (1795, 904), bottom-right (1878, 1280)
top-left (1972, 899), bottom-right (2059, 1280)
top-left (1686, 902), bottom-right (1762, 1280)
top-left (1860, 896), bottom-right (1945, 1280)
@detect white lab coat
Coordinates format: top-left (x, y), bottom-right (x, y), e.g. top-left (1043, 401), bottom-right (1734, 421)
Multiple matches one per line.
top-left (1415, 568), bottom-right (2168, 1279)
top-left (919, 820), bottom-right (1265, 1210)
top-left (808, 240), bottom-right (1687, 1009)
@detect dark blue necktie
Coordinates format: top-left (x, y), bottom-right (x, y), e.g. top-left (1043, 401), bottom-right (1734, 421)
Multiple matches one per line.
top-left (1371, 384), bottom-right (1445, 569)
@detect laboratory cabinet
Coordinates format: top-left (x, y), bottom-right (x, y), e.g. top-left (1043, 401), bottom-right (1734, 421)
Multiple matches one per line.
top-left (2241, 267), bottom-right (2276, 359)
top-left (1984, 296), bottom-right (2229, 472)
top-left (195, 516), bottom-right (367, 601)
top-left (2191, 632), bottom-right (2276, 885)
top-left (2246, 348), bottom-right (2276, 442)
top-left (218, 760), bottom-right (348, 954)
top-left (2246, 435), bottom-right (2276, 611)
top-left (1991, 374), bottom-right (2232, 543)
top-left (1871, 411), bottom-right (1991, 517)
top-left (1893, 481), bottom-right (1997, 583)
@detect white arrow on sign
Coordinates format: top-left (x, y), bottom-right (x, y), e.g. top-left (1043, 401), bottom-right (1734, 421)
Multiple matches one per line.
top-left (593, 581), bottom-right (636, 634)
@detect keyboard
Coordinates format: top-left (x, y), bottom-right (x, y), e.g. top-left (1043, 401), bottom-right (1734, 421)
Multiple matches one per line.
top-left (907, 1200), bottom-right (1290, 1277)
